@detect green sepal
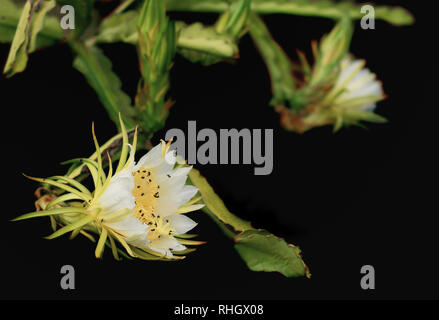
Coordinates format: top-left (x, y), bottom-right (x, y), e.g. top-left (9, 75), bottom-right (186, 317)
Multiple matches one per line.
top-left (12, 206), bottom-right (88, 222)
top-left (131, 247), bottom-right (184, 261)
top-left (45, 214), bottom-right (94, 240)
top-left (174, 233), bottom-right (199, 239)
top-left (173, 248), bottom-right (197, 255)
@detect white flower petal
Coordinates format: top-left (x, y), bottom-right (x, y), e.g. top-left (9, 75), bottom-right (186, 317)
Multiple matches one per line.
top-left (167, 214), bottom-right (197, 235)
top-left (106, 216), bottom-right (148, 240)
top-left (151, 237), bottom-right (186, 251)
top-left (134, 143), bottom-right (163, 170)
top-left (176, 185), bottom-right (199, 207)
top-left (334, 56), bottom-right (384, 112)
top-left (154, 150), bottom-right (177, 176)
top-left (359, 103), bottom-right (376, 112)
top-left (96, 171), bottom-right (135, 213)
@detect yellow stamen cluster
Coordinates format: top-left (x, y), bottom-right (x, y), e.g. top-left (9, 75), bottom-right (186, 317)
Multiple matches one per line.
top-left (132, 166), bottom-right (175, 241)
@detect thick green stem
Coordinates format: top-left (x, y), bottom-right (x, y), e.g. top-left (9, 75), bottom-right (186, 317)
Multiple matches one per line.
top-left (166, 0), bottom-right (414, 26)
top-left (249, 14), bottom-right (296, 108)
top-left (202, 207), bottom-right (237, 239)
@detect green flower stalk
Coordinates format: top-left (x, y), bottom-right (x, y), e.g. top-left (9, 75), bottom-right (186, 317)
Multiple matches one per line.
top-left (136, 0), bottom-right (177, 134)
top-left (13, 116), bottom-right (205, 260)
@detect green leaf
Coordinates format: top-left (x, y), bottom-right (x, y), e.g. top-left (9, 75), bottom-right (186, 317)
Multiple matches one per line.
top-left (2, 0), bottom-right (59, 77)
top-left (188, 168), bottom-right (253, 233)
top-left (234, 229), bottom-right (310, 278)
top-left (131, 247), bottom-right (170, 261)
top-left (45, 214), bottom-right (94, 239)
top-left (96, 10), bottom-right (138, 45)
top-left (28, 0), bottom-right (56, 52)
top-left (70, 41), bottom-right (135, 129)
top-left (67, 129), bottom-right (133, 180)
top-left (0, 0), bottom-right (25, 43)
top-left (0, 0), bottom-right (63, 45)
top-left (166, 0), bottom-right (414, 26)
top-left (12, 206), bottom-right (88, 222)
top-left (96, 12), bottom-right (240, 65)
top-left (2, 0), bottom-right (32, 77)
top-left (176, 21), bottom-right (239, 65)
top-left (95, 228), bottom-right (108, 258)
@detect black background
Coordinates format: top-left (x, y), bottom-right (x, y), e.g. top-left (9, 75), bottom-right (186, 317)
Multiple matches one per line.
top-left (0, 1), bottom-right (437, 300)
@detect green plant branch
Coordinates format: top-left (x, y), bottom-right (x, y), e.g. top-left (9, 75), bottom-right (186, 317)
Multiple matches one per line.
top-left (248, 14), bottom-right (297, 108)
top-left (202, 206), bottom-right (237, 239)
top-left (166, 0), bottom-right (414, 26)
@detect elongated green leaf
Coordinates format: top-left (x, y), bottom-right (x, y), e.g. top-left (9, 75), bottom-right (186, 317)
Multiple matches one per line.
top-left (45, 214), bottom-right (94, 239)
top-left (234, 229), bottom-right (310, 278)
top-left (131, 247), bottom-right (170, 261)
top-left (0, 0), bottom-right (27, 43)
top-left (67, 129), bottom-right (133, 180)
top-left (177, 239), bottom-right (206, 246)
top-left (166, 0), bottom-right (414, 26)
top-left (107, 235), bottom-right (121, 260)
top-left (115, 114), bottom-right (129, 174)
top-left (2, 0), bottom-right (60, 77)
top-left (2, 0), bottom-right (32, 77)
top-left (174, 233), bottom-right (199, 239)
top-left (71, 42), bottom-right (135, 129)
top-left (188, 168), bottom-right (253, 232)
top-left (28, 0), bottom-right (56, 52)
top-left (47, 193), bottom-right (82, 209)
top-left (69, 227), bottom-right (81, 240)
top-left (51, 175), bottom-right (92, 197)
top-left (25, 175), bottom-right (92, 202)
top-left (12, 206), bottom-right (87, 221)
top-left (0, 0), bottom-right (62, 44)
top-left (173, 248), bottom-right (197, 255)
top-left (95, 228), bottom-right (108, 258)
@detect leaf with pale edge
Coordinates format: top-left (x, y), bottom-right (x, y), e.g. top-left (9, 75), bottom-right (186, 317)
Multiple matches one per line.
top-left (234, 229), bottom-right (310, 278)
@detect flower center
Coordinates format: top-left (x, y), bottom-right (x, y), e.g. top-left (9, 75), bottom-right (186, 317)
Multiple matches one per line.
top-left (132, 166), bottom-right (175, 241)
